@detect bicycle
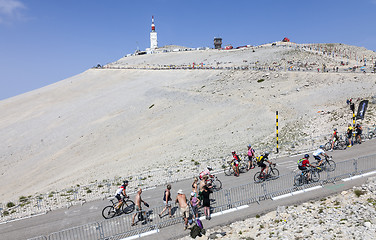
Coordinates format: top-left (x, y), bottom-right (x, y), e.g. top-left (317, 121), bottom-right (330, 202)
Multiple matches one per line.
top-left (206, 175), bottom-right (222, 191)
top-left (102, 195), bottom-right (135, 219)
top-left (315, 155), bottom-right (336, 172)
top-left (223, 160), bottom-right (242, 176)
top-left (294, 166), bottom-right (320, 186)
top-left (324, 138), bottom-right (347, 151)
top-left (253, 163), bottom-right (279, 183)
top-left (368, 124), bottom-right (376, 139)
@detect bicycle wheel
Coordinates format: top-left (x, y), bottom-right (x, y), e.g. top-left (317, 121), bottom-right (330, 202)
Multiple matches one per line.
top-left (325, 160), bottom-right (336, 172)
top-left (212, 179), bottom-right (222, 191)
top-left (294, 174), bottom-right (303, 186)
top-left (102, 205), bottom-right (116, 219)
top-left (269, 168), bottom-right (279, 178)
top-left (310, 170), bottom-right (320, 182)
top-left (224, 166), bottom-right (234, 176)
top-left (254, 171), bottom-right (265, 182)
top-left (324, 142), bottom-right (331, 151)
top-left (239, 162), bottom-right (248, 173)
top-left (338, 141), bottom-right (347, 150)
top-left (122, 199), bottom-right (135, 214)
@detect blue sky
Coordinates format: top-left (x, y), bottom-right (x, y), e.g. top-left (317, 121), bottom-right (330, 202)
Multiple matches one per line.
top-left (1, 0), bottom-right (375, 100)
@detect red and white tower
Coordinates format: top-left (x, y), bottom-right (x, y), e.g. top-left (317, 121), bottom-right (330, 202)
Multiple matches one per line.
top-left (150, 16), bottom-right (158, 49)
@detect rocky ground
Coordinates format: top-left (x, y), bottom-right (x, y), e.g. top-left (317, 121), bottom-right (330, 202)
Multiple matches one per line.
top-left (180, 177), bottom-right (376, 240)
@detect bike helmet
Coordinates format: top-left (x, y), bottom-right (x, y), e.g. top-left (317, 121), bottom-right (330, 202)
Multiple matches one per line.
top-left (232, 151), bottom-right (236, 154)
top-left (304, 154), bottom-right (309, 158)
top-left (248, 144), bottom-right (252, 148)
top-left (264, 151), bottom-right (269, 156)
top-left (123, 180), bottom-right (129, 185)
top-left (207, 166), bottom-right (212, 171)
top-left (319, 145), bottom-right (324, 149)
top-left (333, 128), bottom-right (337, 131)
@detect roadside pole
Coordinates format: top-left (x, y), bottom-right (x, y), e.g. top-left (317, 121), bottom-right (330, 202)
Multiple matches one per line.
top-left (276, 111), bottom-right (279, 154)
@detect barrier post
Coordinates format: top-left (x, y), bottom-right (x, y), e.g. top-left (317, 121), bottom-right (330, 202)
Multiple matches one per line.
top-left (276, 111), bottom-right (279, 154)
top-left (353, 113), bottom-right (356, 141)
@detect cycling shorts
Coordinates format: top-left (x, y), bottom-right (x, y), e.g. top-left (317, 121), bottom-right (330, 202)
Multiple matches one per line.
top-left (234, 160), bottom-right (239, 166)
top-left (115, 194), bottom-right (121, 201)
top-left (298, 166), bottom-right (307, 171)
top-left (313, 155), bottom-right (321, 161)
top-left (259, 162), bottom-right (266, 168)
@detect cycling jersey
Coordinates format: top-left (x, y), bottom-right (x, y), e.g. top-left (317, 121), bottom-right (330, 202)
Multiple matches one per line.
top-left (257, 155), bottom-right (268, 164)
top-left (233, 154), bottom-right (240, 166)
top-left (333, 131), bottom-right (339, 140)
top-left (297, 158), bottom-right (309, 167)
top-left (199, 169), bottom-right (211, 179)
top-left (313, 148), bottom-right (325, 157)
top-left (116, 185), bottom-right (126, 196)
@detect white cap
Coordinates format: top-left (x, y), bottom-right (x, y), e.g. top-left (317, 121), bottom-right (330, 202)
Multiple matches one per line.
top-left (191, 192), bottom-right (195, 196)
top-left (177, 189), bottom-right (183, 194)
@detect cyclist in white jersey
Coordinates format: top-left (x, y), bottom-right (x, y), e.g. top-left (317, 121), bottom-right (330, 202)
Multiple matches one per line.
top-left (115, 180), bottom-right (129, 209)
top-left (313, 145), bottom-right (329, 167)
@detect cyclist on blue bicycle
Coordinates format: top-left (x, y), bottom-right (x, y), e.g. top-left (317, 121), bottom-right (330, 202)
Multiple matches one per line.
top-left (312, 146), bottom-right (329, 167)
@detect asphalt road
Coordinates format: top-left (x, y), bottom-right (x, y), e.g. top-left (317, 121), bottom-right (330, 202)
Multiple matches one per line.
top-left (1, 139), bottom-right (375, 240)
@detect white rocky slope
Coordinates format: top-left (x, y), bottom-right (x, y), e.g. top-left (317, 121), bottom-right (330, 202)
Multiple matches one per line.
top-left (180, 177), bottom-right (376, 240)
top-left (0, 43), bottom-right (375, 206)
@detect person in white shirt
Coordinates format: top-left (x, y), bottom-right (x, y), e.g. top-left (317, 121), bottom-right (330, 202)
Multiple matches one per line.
top-left (313, 145), bottom-right (329, 167)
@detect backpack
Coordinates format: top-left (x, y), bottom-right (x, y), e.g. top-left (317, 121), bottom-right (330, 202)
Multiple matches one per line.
top-left (297, 158), bottom-right (304, 167)
top-left (190, 224), bottom-right (202, 239)
top-left (256, 155), bottom-right (264, 166)
top-left (196, 218), bottom-right (204, 229)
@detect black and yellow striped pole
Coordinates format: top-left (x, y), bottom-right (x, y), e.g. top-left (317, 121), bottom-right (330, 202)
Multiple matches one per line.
top-left (276, 111), bottom-right (279, 154)
top-left (353, 112), bottom-right (356, 140)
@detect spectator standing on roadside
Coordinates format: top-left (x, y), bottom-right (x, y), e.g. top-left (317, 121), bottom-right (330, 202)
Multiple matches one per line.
top-left (347, 124), bottom-right (353, 147)
top-left (159, 184), bottom-right (172, 218)
top-left (247, 144), bottom-right (256, 170)
top-left (131, 188), bottom-right (149, 226)
top-left (176, 189), bottom-right (189, 230)
top-left (202, 185), bottom-right (212, 220)
top-left (356, 123), bottom-right (363, 144)
top-left (192, 177), bottom-right (199, 196)
top-left (190, 192), bottom-right (200, 220)
top-left (198, 175), bottom-right (208, 201)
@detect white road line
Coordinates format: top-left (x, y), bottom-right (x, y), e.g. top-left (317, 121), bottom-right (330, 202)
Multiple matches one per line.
top-left (272, 186), bottom-right (323, 201)
top-left (277, 161), bottom-right (296, 165)
top-left (199, 205), bottom-right (249, 220)
top-left (121, 229), bottom-right (159, 240)
top-left (342, 170), bottom-right (376, 182)
top-left (0, 212), bottom-right (46, 225)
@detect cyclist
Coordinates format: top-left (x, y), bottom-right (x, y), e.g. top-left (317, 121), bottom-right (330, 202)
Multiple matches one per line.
top-left (199, 166), bottom-right (213, 180)
top-left (256, 151), bottom-right (272, 177)
top-left (297, 154), bottom-right (312, 181)
top-left (115, 180), bottom-right (129, 210)
top-left (330, 128), bottom-right (339, 151)
top-left (231, 151), bottom-right (241, 176)
top-left (346, 124), bottom-right (353, 147)
top-left (355, 123), bottom-right (362, 144)
top-left (247, 144), bottom-right (256, 170)
top-left (312, 145), bottom-right (329, 167)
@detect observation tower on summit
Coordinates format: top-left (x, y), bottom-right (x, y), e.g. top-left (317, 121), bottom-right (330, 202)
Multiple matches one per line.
top-left (150, 16), bottom-right (158, 49)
